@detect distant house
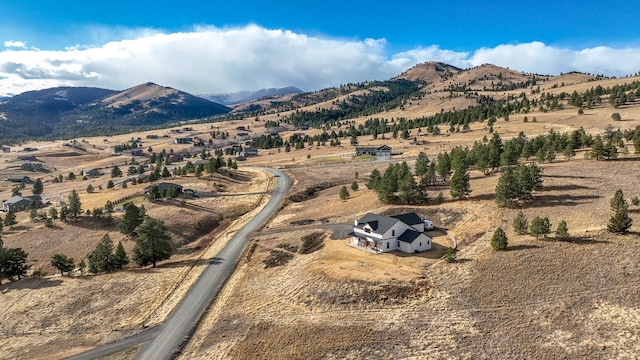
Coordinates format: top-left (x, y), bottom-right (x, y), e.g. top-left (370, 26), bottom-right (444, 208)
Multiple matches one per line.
top-left (170, 129), bottom-right (182, 133)
top-left (16, 155), bottom-right (37, 162)
top-left (182, 127), bottom-right (193, 132)
top-left (5, 175), bottom-right (31, 183)
top-left (146, 134), bottom-right (159, 139)
top-left (2, 195), bottom-right (42, 212)
top-left (144, 182), bottom-right (183, 196)
top-left (169, 153), bottom-right (185, 162)
top-left (83, 168), bottom-right (103, 178)
top-left (241, 148), bottom-right (258, 157)
top-left (22, 147), bottom-right (38, 152)
top-left (355, 145), bottom-right (392, 158)
top-left (130, 148), bottom-right (144, 156)
top-left (235, 126), bottom-right (247, 131)
top-left (351, 212), bottom-right (433, 253)
top-left (1, 146), bottom-right (10, 153)
top-left (20, 163), bottom-right (43, 171)
top-left (175, 137), bottom-right (193, 144)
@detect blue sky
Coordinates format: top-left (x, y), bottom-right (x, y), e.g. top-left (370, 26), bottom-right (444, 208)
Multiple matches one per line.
top-left (1, 0), bottom-right (640, 96)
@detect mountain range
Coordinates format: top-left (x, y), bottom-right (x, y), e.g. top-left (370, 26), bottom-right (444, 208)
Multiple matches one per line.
top-left (198, 86), bottom-right (303, 105)
top-left (0, 82), bottom-right (230, 140)
top-left (0, 62), bottom-right (624, 142)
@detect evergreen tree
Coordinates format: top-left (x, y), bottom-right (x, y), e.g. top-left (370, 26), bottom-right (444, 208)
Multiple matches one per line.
top-left (67, 190), bottom-right (82, 220)
top-left (339, 186), bottom-right (350, 200)
top-left (529, 216), bottom-right (551, 239)
top-left (119, 203), bottom-right (144, 236)
top-left (556, 220), bottom-right (569, 240)
top-left (32, 178), bottom-right (43, 195)
top-left (133, 217), bottom-right (172, 268)
top-left (366, 169), bottom-right (382, 189)
top-left (88, 234), bottom-right (115, 273)
top-left (51, 254), bottom-right (74, 276)
top-left (449, 165), bottom-right (471, 200)
top-left (111, 165), bottom-right (122, 178)
top-left (78, 259), bottom-right (86, 275)
top-left (350, 181), bottom-right (359, 191)
top-left (4, 211), bottom-right (17, 228)
top-left (59, 204), bottom-right (68, 222)
top-left (513, 211), bottom-right (529, 235)
top-left (86, 184), bottom-right (95, 193)
top-left (161, 167), bottom-right (171, 178)
top-left (415, 151), bottom-right (430, 176)
top-left (607, 189), bottom-right (633, 234)
top-left (107, 180), bottom-right (114, 189)
top-left (491, 228), bottom-right (508, 250)
top-left (0, 247), bottom-right (29, 281)
top-left (113, 241), bottom-right (129, 270)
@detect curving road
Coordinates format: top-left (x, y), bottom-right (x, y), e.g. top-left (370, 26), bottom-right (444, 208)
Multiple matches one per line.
top-left (65, 168), bottom-right (290, 360)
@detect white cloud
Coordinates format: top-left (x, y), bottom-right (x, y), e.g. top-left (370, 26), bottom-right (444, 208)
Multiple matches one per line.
top-left (4, 40), bottom-right (26, 48)
top-left (0, 26), bottom-right (639, 97)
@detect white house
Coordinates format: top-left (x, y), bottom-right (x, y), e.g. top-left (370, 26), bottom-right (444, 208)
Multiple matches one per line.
top-left (351, 212), bottom-right (432, 253)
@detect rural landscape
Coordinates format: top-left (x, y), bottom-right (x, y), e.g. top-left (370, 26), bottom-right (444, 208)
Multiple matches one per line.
top-left (1, 61), bottom-right (640, 359)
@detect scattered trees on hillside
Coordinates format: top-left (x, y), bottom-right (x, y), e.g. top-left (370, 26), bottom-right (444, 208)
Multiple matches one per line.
top-left (339, 186), bottom-right (350, 200)
top-left (32, 178), bottom-right (43, 195)
top-left (555, 221), bottom-right (569, 240)
top-left (118, 203), bottom-right (145, 236)
top-left (3, 211), bottom-right (17, 228)
top-left (88, 234), bottom-right (116, 273)
top-left (495, 163), bottom-right (543, 207)
top-left (449, 165), bottom-right (471, 200)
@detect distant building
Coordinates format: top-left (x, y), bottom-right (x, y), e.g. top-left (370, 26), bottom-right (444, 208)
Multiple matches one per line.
top-left (240, 148), bottom-right (258, 157)
top-left (169, 153), bottom-right (185, 162)
top-left (175, 137), bottom-right (193, 144)
top-left (5, 175), bottom-right (31, 183)
top-left (16, 155), bottom-right (37, 161)
top-left (130, 148), bottom-right (144, 156)
top-left (1, 146), bottom-right (10, 153)
top-left (22, 147), bottom-right (38, 152)
top-left (83, 168), bottom-right (103, 178)
top-left (351, 212), bottom-right (433, 253)
top-left (182, 127), bottom-right (193, 131)
top-left (2, 195), bottom-right (42, 212)
top-left (146, 134), bottom-right (159, 139)
top-left (355, 145), bottom-right (392, 158)
top-left (20, 163), bottom-right (43, 171)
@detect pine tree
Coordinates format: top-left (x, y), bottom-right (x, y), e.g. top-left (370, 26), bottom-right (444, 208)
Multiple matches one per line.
top-left (491, 228), bottom-right (508, 250)
top-left (133, 217), bottom-right (172, 268)
top-left (113, 241), bottom-right (129, 269)
top-left (556, 220), bottom-right (569, 240)
top-left (339, 186), bottom-right (350, 200)
top-left (415, 151), bottom-right (430, 176)
top-left (32, 178), bottom-right (43, 195)
top-left (449, 165), bottom-right (471, 200)
top-left (529, 216), bottom-right (551, 239)
top-left (513, 211), bottom-right (529, 235)
top-left (88, 234), bottom-right (115, 273)
top-left (51, 254), bottom-right (75, 276)
top-left (119, 203), bottom-right (144, 236)
top-left (111, 165), bottom-right (122, 178)
top-left (3, 211), bottom-right (17, 228)
top-left (607, 189), bottom-right (633, 234)
top-left (350, 181), bottom-right (359, 191)
top-left (67, 190), bottom-right (82, 220)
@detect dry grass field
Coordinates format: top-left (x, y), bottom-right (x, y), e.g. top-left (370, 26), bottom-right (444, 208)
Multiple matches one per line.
top-left (1, 68), bottom-right (640, 359)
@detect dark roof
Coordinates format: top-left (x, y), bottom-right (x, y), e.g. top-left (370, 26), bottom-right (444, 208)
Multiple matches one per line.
top-left (3, 195), bottom-right (41, 205)
top-left (356, 213), bottom-right (399, 235)
top-left (144, 182), bottom-right (183, 192)
top-left (5, 175), bottom-right (30, 181)
top-left (390, 212), bottom-right (422, 226)
top-left (397, 229), bottom-right (423, 244)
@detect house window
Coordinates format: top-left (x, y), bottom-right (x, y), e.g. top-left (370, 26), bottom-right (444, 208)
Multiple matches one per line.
top-left (419, 242), bottom-right (422, 247)
top-left (427, 241), bottom-right (431, 246)
top-left (392, 230), bottom-right (395, 236)
top-left (397, 241), bottom-right (400, 247)
top-left (364, 228), bottom-right (371, 233)
top-left (386, 242), bottom-right (390, 249)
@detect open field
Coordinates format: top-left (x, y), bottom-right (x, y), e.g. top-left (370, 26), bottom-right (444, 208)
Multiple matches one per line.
top-left (1, 70), bottom-right (640, 359)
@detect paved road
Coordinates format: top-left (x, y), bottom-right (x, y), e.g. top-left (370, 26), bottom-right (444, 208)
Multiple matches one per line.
top-left (65, 168), bottom-right (290, 360)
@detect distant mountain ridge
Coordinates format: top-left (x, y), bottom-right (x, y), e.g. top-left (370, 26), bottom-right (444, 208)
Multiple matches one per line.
top-left (199, 86), bottom-right (303, 105)
top-left (0, 83), bottom-right (230, 140)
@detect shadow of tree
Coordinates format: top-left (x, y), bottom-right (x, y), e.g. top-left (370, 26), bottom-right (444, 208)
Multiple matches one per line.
top-left (506, 244), bottom-right (541, 251)
top-left (1, 277), bottom-right (63, 291)
top-left (525, 194), bottom-right (602, 208)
